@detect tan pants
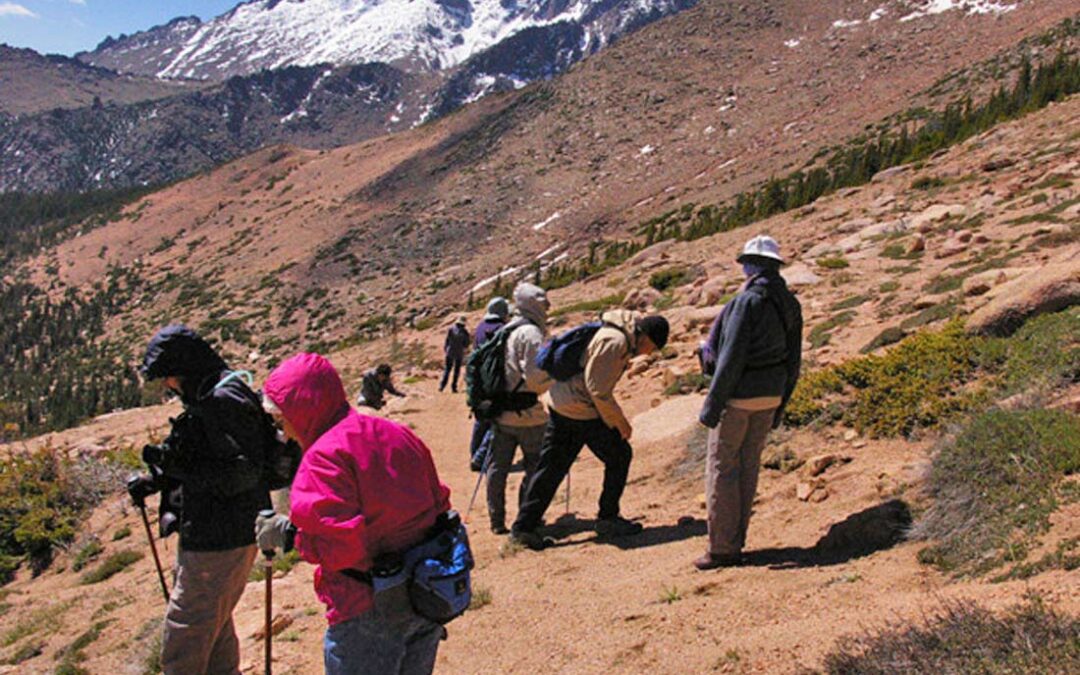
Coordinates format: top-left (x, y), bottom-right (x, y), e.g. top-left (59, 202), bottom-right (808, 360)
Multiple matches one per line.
top-left (162, 545), bottom-right (257, 675)
top-left (705, 406), bottom-right (777, 555)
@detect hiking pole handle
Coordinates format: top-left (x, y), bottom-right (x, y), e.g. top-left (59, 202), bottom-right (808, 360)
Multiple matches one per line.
top-left (136, 503), bottom-right (170, 604)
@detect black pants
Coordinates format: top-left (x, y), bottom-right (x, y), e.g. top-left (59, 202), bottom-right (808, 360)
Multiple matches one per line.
top-left (439, 355), bottom-right (463, 391)
top-left (513, 410), bottom-right (633, 533)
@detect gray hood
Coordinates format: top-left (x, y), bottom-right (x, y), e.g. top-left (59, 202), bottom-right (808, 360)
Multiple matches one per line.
top-left (513, 283), bottom-right (549, 329)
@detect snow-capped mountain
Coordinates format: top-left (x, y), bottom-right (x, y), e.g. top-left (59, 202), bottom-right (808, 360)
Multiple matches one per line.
top-left (79, 0), bottom-right (697, 81)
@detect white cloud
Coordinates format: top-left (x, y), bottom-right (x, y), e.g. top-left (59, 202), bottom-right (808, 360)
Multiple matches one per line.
top-left (68, 0), bottom-right (87, 5)
top-left (0, 3), bottom-right (38, 17)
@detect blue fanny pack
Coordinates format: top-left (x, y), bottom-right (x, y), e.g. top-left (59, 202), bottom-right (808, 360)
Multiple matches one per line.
top-left (365, 510), bottom-right (474, 624)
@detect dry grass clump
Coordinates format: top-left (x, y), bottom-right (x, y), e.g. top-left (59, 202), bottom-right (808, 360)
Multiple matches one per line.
top-left (822, 596), bottom-right (1080, 674)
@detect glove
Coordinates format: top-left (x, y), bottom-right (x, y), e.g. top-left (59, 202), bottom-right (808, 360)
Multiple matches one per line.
top-left (126, 473), bottom-right (160, 508)
top-left (255, 511), bottom-right (295, 554)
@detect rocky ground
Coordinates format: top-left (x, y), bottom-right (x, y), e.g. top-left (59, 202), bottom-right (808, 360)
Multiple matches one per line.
top-left (0, 90), bottom-right (1075, 673)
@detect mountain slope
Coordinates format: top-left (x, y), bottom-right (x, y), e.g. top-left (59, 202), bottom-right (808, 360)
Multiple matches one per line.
top-left (0, 45), bottom-right (195, 117)
top-left (78, 0), bottom-right (698, 80)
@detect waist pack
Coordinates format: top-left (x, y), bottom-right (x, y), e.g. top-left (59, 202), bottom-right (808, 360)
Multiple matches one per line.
top-left (353, 510), bottom-right (474, 624)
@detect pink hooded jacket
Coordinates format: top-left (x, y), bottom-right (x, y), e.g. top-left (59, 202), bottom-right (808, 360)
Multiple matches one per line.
top-left (264, 353), bottom-right (451, 625)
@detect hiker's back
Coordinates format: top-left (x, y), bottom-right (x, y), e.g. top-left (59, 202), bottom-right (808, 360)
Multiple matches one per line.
top-left (548, 310), bottom-right (636, 421)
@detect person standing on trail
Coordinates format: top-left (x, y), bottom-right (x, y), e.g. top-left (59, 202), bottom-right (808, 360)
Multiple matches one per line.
top-left (485, 284), bottom-right (552, 534)
top-left (254, 353), bottom-right (452, 675)
top-left (439, 317), bottom-right (471, 393)
top-left (126, 325), bottom-right (273, 675)
top-left (468, 298), bottom-right (510, 468)
top-left (510, 311), bottom-right (670, 550)
top-left (356, 363), bottom-right (405, 411)
top-left (695, 235), bottom-right (803, 570)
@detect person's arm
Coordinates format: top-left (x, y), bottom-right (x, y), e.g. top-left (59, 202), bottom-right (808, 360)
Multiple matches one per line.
top-left (289, 445), bottom-right (370, 571)
top-left (699, 295), bottom-right (755, 428)
top-left (775, 298), bottom-right (804, 427)
top-left (519, 326), bottom-right (553, 394)
top-left (584, 333), bottom-right (631, 433)
top-left (157, 398), bottom-right (263, 497)
top-left (386, 379), bottom-right (406, 397)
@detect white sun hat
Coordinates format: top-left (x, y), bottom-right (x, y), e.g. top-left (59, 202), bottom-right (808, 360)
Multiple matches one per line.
top-left (736, 234), bottom-right (785, 264)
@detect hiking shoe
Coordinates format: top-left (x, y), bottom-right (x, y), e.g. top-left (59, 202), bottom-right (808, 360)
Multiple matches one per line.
top-left (693, 552), bottom-right (742, 571)
top-left (595, 517), bottom-right (643, 537)
top-left (509, 529), bottom-right (550, 551)
top-left (491, 524), bottom-right (509, 535)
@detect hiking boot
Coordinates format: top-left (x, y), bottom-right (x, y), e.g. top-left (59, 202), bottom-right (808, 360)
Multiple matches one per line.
top-left (490, 523), bottom-right (509, 535)
top-left (595, 516), bottom-right (643, 537)
top-left (693, 552), bottom-right (742, 571)
top-left (509, 529), bottom-right (550, 551)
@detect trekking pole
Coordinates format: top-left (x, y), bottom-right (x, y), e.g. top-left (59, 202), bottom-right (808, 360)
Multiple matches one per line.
top-left (465, 445), bottom-right (492, 524)
top-left (130, 488), bottom-right (169, 603)
top-left (259, 510), bottom-right (276, 675)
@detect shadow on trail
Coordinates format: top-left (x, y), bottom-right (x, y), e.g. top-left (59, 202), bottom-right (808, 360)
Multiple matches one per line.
top-left (742, 499), bottom-right (913, 569)
top-left (540, 514), bottom-right (709, 550)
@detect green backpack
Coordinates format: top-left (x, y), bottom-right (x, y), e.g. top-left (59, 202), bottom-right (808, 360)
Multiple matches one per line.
top-left (465, 320), bottom-right (538, 421)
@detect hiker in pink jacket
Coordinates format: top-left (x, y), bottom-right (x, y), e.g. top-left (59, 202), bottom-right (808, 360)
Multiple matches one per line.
top-left (254, 353), bottom-right (451, 675)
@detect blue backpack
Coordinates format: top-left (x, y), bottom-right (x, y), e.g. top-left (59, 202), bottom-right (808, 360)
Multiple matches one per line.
top-left (535, 321), bottom-right (605, 381)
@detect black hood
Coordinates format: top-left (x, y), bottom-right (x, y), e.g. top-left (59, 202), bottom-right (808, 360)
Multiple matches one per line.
top-left (141, 325), bottom-right (228, 382)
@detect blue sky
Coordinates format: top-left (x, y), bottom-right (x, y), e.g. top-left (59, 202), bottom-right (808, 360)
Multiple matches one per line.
top-left (0, 1), bottom-right (239, 56)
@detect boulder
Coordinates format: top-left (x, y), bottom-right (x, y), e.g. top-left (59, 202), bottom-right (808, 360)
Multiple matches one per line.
top-left (803, 453), bottom-right (852, 477)
top-left (623, 287), bottom-right (663, 310)
top-left (912, 204), bottom-right (967, 232)
top-left (871, 164), bottom-right (912, 183)
top-left (857, 219), bottom-right (908, 240)
top-left (837, 217), bottom-right (875, 234)
top-left (934, 230), bottom-right (970, 259)
top-left (629, 240), bottom-right (677, 265)
top-left (805, 241), bottom-right (842, 258)
top-left (966, 258), bottom-right (1080, 336)
top-left (961, 267), bottom-right (1031, 297)
top-left (687, 276), bottom-right (730, 307)
top-left (685, 305), bottom-right (724, 331)
top-left (906, 233), bottom-right (926, 255)
top-left (783, 263), bottom-right (823, 287)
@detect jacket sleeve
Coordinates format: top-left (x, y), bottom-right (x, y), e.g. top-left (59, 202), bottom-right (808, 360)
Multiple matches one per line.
top-left (518, 326), bottom-right (553, 394)
top-left (401, 426), bottom-right (452, 513)
top-left (289, 446), bottom-right (369, 572)
top-left (775, 297), bottom-right (804, 425)
top-left (699, 294), bottom-right (756, 428)
top-left (584, 333), bottom-right (631, 430)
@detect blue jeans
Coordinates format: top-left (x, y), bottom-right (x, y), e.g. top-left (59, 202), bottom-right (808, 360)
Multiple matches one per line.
top-left (324, 586), bottom-right (444, 675)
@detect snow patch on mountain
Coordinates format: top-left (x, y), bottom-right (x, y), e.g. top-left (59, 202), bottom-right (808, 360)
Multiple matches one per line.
top-left (900, 0), bottom-right (1018, 22)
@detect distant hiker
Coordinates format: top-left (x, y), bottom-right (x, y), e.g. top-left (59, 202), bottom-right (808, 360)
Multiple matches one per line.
top-left (126, 325), bottom-right (277, 675)
top-left (485, 284), bottom-right (552, 534)
top-left (439, 317), bottom-right (471, 393)
top-left (255, 353), bottom-right (455, 675)
top-left (510, 311), bottom-right (670, 549)
top-left (356, 363), bottom-right (405, 411)
top-left (474, 297), bottom-right (509, 348)
top-left (468, 298), bottom-right (510, 469)
top-left (695, 235), bottom-right (803, 570)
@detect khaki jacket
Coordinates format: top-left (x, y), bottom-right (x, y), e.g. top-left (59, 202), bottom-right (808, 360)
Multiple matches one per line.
top-left (548, 310), bottom-right (638, 430)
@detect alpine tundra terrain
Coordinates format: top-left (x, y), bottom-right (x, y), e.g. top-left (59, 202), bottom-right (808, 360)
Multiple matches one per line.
top-left (0, 0), bottom-right (1078, 672)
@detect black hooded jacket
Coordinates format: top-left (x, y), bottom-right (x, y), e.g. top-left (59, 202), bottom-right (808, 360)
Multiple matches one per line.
top-left (142, 326), bottom-right (271, 551)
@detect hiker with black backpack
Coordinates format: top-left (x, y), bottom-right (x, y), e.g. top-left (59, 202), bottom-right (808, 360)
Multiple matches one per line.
top-left (468, 297), bottom-right (510, 469)
top-left (126, 325), bottom-right (297, 675)
top-left (509, 311), bottom-right (670, 550)
top-left (694, 235), bottom-right (803, 570)
top-left (254, 353), bottom-right (464, 675)
top-left (481, 284), bottom-right (552, 534)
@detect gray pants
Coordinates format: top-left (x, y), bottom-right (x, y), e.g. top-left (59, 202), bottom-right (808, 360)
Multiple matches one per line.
top-left (162, 544), bottom-right (257, 675)
top-left (486, 422), bottom-right (544, 529)
top-left (324, 584), bottom-right (444, 675)
top-left (706, 406), bottom-right (777, 555)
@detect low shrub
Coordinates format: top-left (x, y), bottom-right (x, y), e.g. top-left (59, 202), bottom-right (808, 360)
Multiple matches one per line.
top-left (823, 596), bottom-right (1080, 674)
top-left (910, 175), bottom-right (946, 190)
top-left (831, 294), bottom-right (872, 311)
top-left (913, 408), bottom-right (1080, 576)
top-left (817, 256), bottom-right (850, 270)
top-left (860, 326), bottom-right (906, 354)
top-left (808, 310), bottom-right (856, 349)
top-left (649, 267), bottom-right (693, 292)
top-left (71, 539), bottom-right (103, 572)
top-left (248, 549), bottom-right (302, 582)
top-left (663, 373), bottom-right (710, 396)
top-left (80, 550), bottom-right (144, 585)
top-left (899, 301), bottom-right (957, 330)
top-left (551, 293), bottom-right (625, 318)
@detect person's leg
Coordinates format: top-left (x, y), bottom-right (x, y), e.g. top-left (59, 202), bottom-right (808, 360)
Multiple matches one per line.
top-left (734, 408), bottom-right (778, 551)
top-left (162, 546), bottom-right (255, 675)
top-left (439, 355), bottom-right (452, 391)
top-left (469, 419), bottom-right (491, 458)
top-left (513, 412), bottom-right (584, 534)
top-left (485, 425), bottom-right (519, 532)
top-left (450, 357), bottom-right (463, 392)
top-left (204, 545), bottom-right (258, 675)
top-left (400, 617), bottom-right (445, 675)
top-left (705, 406), bottom-right (751, 556)
top-left (581, 420), bottom-right (634, 521)
top-left (324, 612), bottom-right (407, 675)
top-left (516, 424), bottom-right (546, 510)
